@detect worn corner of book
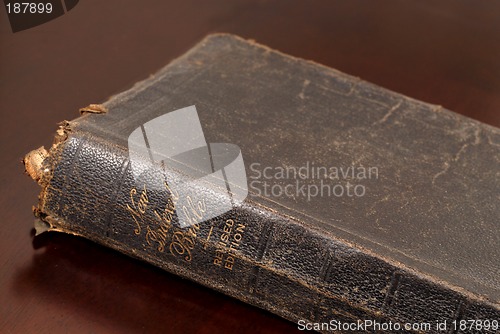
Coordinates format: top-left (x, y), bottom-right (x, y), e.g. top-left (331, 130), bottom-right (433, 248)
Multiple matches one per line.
top-left (32, 208), bottom-right (74, 236)
top-left (32, 204), bottom-right (75, 235)
top-left (23, 120), bottom-right (73, 185)
top-left (23, 146), bottom-right (49, 185)
top-left (23, 119), bottom-right (76, 231)
top-left (33, 218), bottom-right (51, 236)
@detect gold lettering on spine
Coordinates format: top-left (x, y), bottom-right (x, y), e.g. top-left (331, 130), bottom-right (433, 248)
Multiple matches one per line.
top-left (126, 181), bottom-right (207, 263)
top-left (146, 183), bottom-right (178, 253)
top-left (181, 195), bottom-right (206, 226)
top-left (213, 219), bottom-right (246, 270)
top-left (126, 185), bottom-right (149, 235)
top-left (169, 223), bottom-right (200, 262)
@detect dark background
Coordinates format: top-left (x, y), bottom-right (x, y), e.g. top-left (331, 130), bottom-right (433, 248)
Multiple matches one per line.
top-left (1, 1), bottom-right (499, 333)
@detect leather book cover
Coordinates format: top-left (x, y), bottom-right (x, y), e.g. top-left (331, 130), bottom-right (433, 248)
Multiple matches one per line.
top-left (24, 33), bottom-right (499, 333)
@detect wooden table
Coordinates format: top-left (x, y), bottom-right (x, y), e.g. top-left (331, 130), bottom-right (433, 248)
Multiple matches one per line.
top-left (1, 1), bottom-right (499, 333)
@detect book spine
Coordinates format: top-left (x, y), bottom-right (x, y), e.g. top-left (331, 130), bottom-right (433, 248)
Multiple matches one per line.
top-left (27, 128), bottom-right (499, 334)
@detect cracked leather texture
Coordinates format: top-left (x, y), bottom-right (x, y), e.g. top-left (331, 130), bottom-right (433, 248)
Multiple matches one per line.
top-left (34, 34), bottom-right (499, 333)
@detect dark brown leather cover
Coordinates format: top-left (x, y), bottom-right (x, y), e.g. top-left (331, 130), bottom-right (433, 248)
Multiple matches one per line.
top-left (26, 34), bottom-right (499, 333)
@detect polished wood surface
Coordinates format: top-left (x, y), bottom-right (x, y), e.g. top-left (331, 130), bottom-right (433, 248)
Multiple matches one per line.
top-left (1, 1), bottom-right (499, 333)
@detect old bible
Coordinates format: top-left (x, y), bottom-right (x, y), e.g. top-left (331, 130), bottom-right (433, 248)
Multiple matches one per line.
top-left (24, 34), bottom-right (499, 333)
